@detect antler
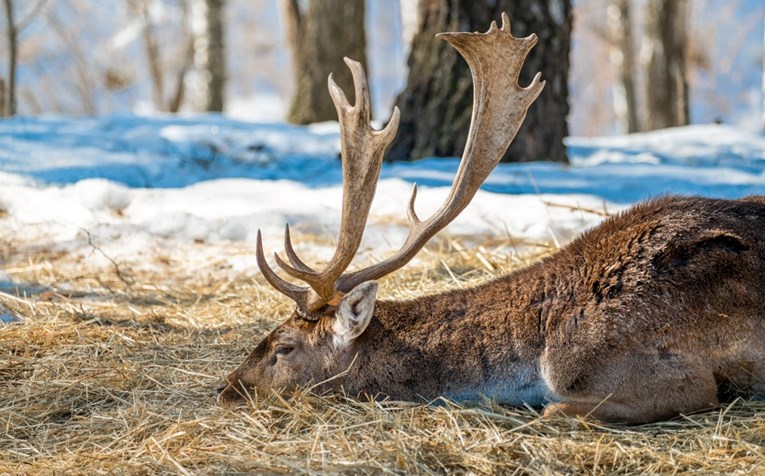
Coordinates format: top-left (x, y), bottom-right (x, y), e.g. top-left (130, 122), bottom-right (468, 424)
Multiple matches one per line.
top-left (335, 13), bottom-right (544, 292)
top-left (256, 58), bottom-right (400, 314)
top-left (258, 13), bottom-right (543, 316)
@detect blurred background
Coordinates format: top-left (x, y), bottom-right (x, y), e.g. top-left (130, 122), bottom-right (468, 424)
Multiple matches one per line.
top-left (0, 0), bottom-right (763, 160)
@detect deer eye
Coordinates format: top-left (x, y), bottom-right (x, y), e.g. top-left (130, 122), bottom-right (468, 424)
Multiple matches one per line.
top-left (274, 345), bottom-right (295, 356)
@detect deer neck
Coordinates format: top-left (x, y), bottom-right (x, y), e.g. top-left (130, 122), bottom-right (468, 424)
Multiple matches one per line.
top-left (334, 264), bottom-right (556, 405)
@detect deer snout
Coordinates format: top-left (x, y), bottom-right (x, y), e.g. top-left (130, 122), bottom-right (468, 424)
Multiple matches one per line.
top-left (216, 380), bottom-right (248, 406)
top-left (216, 368), bottom-right (251, 406)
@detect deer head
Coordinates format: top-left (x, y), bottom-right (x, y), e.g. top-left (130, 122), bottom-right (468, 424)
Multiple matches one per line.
top-left (218, 13), bottom-right (544, 405)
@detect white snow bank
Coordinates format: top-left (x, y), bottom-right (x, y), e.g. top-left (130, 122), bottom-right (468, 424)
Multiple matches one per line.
top-left (0, 117), bottom-right (763, 276)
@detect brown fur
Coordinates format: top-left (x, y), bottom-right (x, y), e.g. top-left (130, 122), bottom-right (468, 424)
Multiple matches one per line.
top-left (219, 195), bottom-right (765, 423)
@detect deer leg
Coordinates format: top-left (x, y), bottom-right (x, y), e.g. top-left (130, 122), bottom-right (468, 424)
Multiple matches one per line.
top-left (544, 382), bottom-right (719, 424)
top-left (717, 359), bottom-right (765, 398)
top-left (751, 361), bottom-right (765, 396)
top-left (543, 354), bottom-right (720, 423)
top-left (543, 400), bottom-right (639, 422)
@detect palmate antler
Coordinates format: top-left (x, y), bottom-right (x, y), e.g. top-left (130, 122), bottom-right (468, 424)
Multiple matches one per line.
top-left (258, 13), bottom-right (544, 318)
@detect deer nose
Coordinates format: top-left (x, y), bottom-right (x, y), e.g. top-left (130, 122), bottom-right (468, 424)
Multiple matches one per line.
top-left (216, 382), bottom-right (228, 394)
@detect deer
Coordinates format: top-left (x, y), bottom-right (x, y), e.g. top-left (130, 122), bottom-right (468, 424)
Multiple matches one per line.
top-left (217, 14), bottom-right (765, 423)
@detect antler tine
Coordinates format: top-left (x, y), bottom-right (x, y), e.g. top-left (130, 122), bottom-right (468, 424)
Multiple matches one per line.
top-left (337, 13), bottom-right (544, 293)
top-left (259, 59), bottom-right (400, 313)
top-left (282, 224), bottom-right (315, 274)
top-left (346, 57), bottom-right (371, 122)
top-left (406, 184), bottom-right (421, 225)
top-left (255, 230), bottom-right (309, 310)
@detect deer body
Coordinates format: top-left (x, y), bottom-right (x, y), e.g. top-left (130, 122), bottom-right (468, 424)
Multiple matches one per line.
top-left (218, 16), bottom-right (765, 423)
top-left (221, 196), bottom-right (765, 422)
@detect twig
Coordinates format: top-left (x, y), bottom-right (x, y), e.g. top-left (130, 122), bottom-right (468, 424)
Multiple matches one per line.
top-left (16, 0), bottom-right (48, 32)
top-left (79, 227), bottom-right (134, 287)
top-left (542, 200), bottom-right (613, 217)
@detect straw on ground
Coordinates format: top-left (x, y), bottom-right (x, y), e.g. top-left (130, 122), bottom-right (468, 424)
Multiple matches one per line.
top-left (1, 232), bottom-right (764, 475)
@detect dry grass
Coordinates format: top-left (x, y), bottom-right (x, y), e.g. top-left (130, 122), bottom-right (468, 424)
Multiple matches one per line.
top-left (1, 233), bottom-right (764, 475)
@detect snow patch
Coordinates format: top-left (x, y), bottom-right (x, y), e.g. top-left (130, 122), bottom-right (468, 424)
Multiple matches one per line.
top-left (0, 117), bottom-right (763, 278)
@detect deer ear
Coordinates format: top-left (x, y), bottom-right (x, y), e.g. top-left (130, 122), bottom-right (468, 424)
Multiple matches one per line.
top-left (333, 281), bottom-right (378, 348)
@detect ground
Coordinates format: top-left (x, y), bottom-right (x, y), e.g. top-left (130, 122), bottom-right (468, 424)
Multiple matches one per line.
top-left (1, 237), bottom-right (764, 474)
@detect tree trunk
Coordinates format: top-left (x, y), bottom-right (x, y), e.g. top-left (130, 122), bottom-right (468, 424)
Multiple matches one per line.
top-left (137, 5), bottom-right (165, 111)
top-left (762, 12), bottom-right (765, 131)
top-left (46, 9), bottom-right (97, 114)
top-left (168, 36), bottom-right (194, 113)
top-left (607, 0), bottom-right (639, 133)
top-left (641, 0), bottom-right (689, 130)
top-left (3, 0), bottom-right (17, 117)
top-left (286, 0), bottom-right (366, 125)
top-left (128, 0), bottom-right (193, 113)
top-left (387, 0), bottom-right (571, 163)
top-left (191, 0), bottom-right (226, 112)
top-left (280, 0), bottom-right (301, 70)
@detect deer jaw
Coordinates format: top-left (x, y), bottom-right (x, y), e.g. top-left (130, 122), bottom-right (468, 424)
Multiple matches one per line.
top-left (217, 282), bottom-right (378, 405)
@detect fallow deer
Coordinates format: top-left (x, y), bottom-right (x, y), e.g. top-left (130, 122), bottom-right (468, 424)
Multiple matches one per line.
top-left (217, 14), bottom-right (765, 423)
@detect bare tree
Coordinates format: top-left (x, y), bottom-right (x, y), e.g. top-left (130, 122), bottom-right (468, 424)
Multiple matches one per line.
top-left (133, 1), bottom-right (165, 110)
top-left (2, 0), bottom-right (16, 117)
top-left (283, 0), bottom-right (366, 124)
top-left (280, 0), bottom-right (300, 69)
top-left (127, 0), bottom-right (194, 113)
top-left (191, 0), bottom-right (226, 112)
top-left (46, 8), bottom-right (97, 114)
top-left (607, 0), bottom-right (639, 133)
top-left (641, 0), bottom-right (690, 130)
top-left (386, 0), bottom-right (571, 163)
top-left (1, 0), bottom-right (48, 116)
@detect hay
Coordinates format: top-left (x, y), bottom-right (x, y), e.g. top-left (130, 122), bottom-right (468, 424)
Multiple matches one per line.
top-left (1, 233), bottom-right (764, 475)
